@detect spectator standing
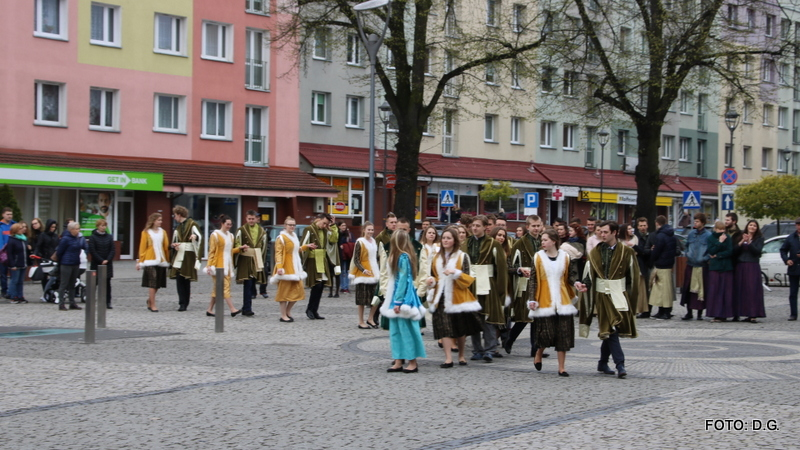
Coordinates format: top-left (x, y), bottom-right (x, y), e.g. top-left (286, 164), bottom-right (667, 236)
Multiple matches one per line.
top-left (706, 221), bottom-right (735, 322)
top-left (779, 218), bottom-right (800, 321)
top-left (632, 217), bottom-right (654, 318)
top-left (6, 222), bottom-right (28, 303)
top-left (734, 220), bottom-right (766, 323)
top-left (680, 213), bottom-right (711, 321)
top-left (649, 216), bottom-right (677, 320)
top-left (0, 207), bottom-right (16, 298)
top-left (56, 222), bottom-right (88, 311)
top-left (88, 219), bottom-right (115, 309)
top-left (338, 221), bottom-right (354, 294)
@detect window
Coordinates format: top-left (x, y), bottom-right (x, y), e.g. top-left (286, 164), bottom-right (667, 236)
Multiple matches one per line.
top-left (563, 71), bottom-right (578, 96)
top-left (153, 94), bottom-right (185, 133)
top-left (511, 61), bottom-right (522, 89)
top-left (727, 5), bottom-right (738, 26)
top-left (746, 9), bottom-right (755, 29)
top-left (585, 127), bottom-right (596, 167)
top-left (779, 150), bottom-right (789, 172)
top-left (484, 115), bottom-right (497, 142)
top-left (346, 96), bottom-right (362, 128)
top-left (743, 101), bottom-right (752, 123)
top-left (202, 21), bottom-right (233, 62)
top-left (485, 63), bottom-right (497, 85)
top-left (445, 0), bottom-right (458, 37)
top-left (311, 92), bottom-right (329, 125)
top-left (762, 148), bottom-right (772, 169)
top-left (640, 31), bottom-right (649, 55)
top-left (766, 15), bottom-right (776, 37)
top-left (510, 117), bottom-right (522, 144)
top-left (542, 67), bottom-right (556, 92)
top-left (762, 59), bottom-right (775, 82)
top-left (245, 29), bottom-right (269, 90)
top-left (617, 130), bottom-right (628, 155)
top-left (245, 0), bottom-right (269, 15)
top-left (317, 177), bottom-right (365, 216)
top-left (795, 110), bottom-right (800, 143)
top-left (763, 104), bottom-right (773, 126)
top-left (662, 135), bottom-right (674, 159)
top-left (422, 116), bottom-right (432, 136)
top-left (313, 28), bottom-right (330, 60)
top-left (512, 4), bottom-right (526, 32)
top-left (697, 93), bottom-right (707, 131)
top-left (587, 40), bottom-right (599, 64)
top-left (424, 47), bottom-right (434, 75)
top-left (696, 140), bottom-right (707, 177)
top-left (563, 124), bottom-right (577, 150)
top-left (346, 33), bottom-right (362, 65)
top-left (35, 0), bottom-right (67, 40)
top-left (680, 91), bottom-right (692, 113)
top-left (743, 146), bottom-right (751, 168)
top-left (89, 87), bottom-right (117, 131)
top-left (155, 14), bottom-right (186, 55)
top-left (443, 110), bottom-right (455, 155)
top-left (444, 51), bottom-right (458, 97)
top-left (386, 110), bottom-right (399, 132)
top-left (620, 27), bottom-right (631, 53)
top-left (744, 56), bottom-right (753, 79)
top-left (779, 107), bottom-right (788, 128)
top-left (245, 106), bottom-right (268, 165)
top-left (795, 67), bottom-right (800, 101)
top-left (724, 144), bottom-right (733, 167)
top-left (679, 137), bottom-right (690, 161)
top-left (780, 63), bottom-right (790, 85)
top-left (486, 0), bottom-right (499, 27)
top-left (90, 3), bottom-right (120, 46)
top-left (540, 121), bottom-right (554, 147)
top-left (202, 100), bottom-right (232, 140)
top-left (34, 81), bottom-right (66, 126)
top-left (782, 18), bottom-right (791, 40)
top-left (385, 48), bottom-right (395, 69)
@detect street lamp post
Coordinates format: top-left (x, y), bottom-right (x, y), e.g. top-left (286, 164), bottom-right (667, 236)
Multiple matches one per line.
top-left (354, 0), bottom-right (391, 224)
top-left (597, 130), bottom-right (610, 220)
top-left (782, 146), bottom-right (792, 173)
top-left (725, 110), bottom-right (740, 168)
top-left (379, 101), bottom-right (392, 221)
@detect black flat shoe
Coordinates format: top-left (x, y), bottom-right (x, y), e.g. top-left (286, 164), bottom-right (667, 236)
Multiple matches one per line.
top-left (558, 371), bottom-right (570, 377)
top-left (313, 314), bottom-right (325, 320)
top-left (206, 312), bottom-right (215, 317)
top-left (177, 307), bottom-right (186, 312)
top-left (150, 309), bottom-right (159, 312)
top-left (440, 362), bottom-right (454, 368)
top-left (231, 310), bottom-right (241, 317)
top-left (280, 318), bottom-right (292, 323)
top-left (367, 321), bottom-right (378, 329)
top-left (358, 324), bottom-right (371, 329)
top-left (534, 361), bottom-right (542, 371)
top-left (459, 361), bottom-right (468, 366)
top-left (438, 341), bottom-right (444, 348)
top-left (387, 366), bottom-right (404, 372)
top-left (306, 310), bottom-right (316, 320)
top-left (403, 367), bottom-right (419, 373)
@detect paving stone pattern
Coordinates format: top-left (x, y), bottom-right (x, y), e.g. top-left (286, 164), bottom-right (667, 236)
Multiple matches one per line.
top-left (0, 262), bottom-right (798, 448)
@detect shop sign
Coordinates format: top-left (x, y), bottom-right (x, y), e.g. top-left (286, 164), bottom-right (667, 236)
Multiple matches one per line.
top-left (0, 164), bottom-right (163, 191)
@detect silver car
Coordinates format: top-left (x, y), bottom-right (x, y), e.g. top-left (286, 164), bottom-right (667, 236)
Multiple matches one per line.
top-left (761, 235), bottom-right (790, 286)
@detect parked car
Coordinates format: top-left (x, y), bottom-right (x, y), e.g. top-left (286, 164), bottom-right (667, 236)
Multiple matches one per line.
top-left (761, 234), bottom-right (790, 286)
top-left (760, 222), bottom-right (797, 240)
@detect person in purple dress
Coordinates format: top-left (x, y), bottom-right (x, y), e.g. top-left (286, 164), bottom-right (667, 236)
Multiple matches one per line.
top-left (734, 220), bottom-right (765, 323)
top-left (706, 221), bottom-right (734, 322)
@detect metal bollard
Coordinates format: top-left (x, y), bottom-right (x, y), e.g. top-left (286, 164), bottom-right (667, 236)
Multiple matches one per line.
top-left (215, 267), bottom-right (224, 333)
top-left (84, 270), bottom-right (97, 344)
top-left (97, 265), bottom-right (107, 329)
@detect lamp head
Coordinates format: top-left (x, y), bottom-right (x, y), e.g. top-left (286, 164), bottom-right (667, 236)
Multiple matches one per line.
top-left (597, 130), bottom-right (610, 146)
top-left (725, 110), bottom-right (740, 131)
top-left (354, 0), bottom-right (390, 11)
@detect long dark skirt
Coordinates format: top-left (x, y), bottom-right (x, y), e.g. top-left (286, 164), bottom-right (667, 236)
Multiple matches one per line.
top-left (706, 270), bottom-right (734, 318)
top-left (141, 266), bottom-right (167, 289)
top-left (354, 283), bottom-right (376, 306)
top-left (534, 314), bottom-right (575, 352)
top-left (735, 262), bottom-right (766, 318)
top-left (432, 301), bottom-right (482, 340)
top-left (680, 264), bottom-right (708, 310)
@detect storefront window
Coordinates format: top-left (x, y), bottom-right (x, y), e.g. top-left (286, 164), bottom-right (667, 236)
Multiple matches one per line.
top-left (316, 176), bottom-right (364, 217)
top-left (426, 193), bottom-right (438, 218)
top-left (459, 195), bottom-right (478, 215)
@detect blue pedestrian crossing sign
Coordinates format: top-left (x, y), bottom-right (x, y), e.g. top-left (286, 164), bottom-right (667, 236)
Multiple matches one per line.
top-left (524, 192), bottom-right (539, 208)
top-left (440, 190), bottom-right (455, 207)
top-left (722, 193), bottom-right (734, 211)
top-left (682, 191), bottom-right (701, 209)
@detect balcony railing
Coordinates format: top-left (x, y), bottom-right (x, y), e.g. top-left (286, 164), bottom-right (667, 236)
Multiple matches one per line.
top-left (245, 134), bottom-right (266, 165)
top-left (245, 58), bottom-right (268, 90)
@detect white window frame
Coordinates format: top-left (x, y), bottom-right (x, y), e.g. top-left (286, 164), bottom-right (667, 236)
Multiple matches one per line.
top-left (484, 115), bottom-right (497, 142)
top-left (542, 67), bottom-right (555, 93)
top-left (746, 8), bottom-right (755, 29)
top-left (313, 28), bottom-right (331, 61)
top-left (743, 102), bottom-right (752, 123)
top-left (766, 14), bottom-right (776, 37)
top-left (89, 87), bottom-right (118, 131)
top-left (90, 3), bottom-right (121, 47)
top-left (743, 146), bottom-right (751, 168)
top-left (662, 135), bottom-right (675, 160)
top-left (680, 91), bottom-right (692, 114)
top-left (443, 110), bottom-right (455, 155)
top-left (512, 4), bottom-right (525, 33)
top-left (562, 124), bottom-right (577, 150)
top-left (617, 130), bottom-right (628, 155)
top-left (563, 71), bottom-right (577, 96)
top-left (34, 0), bottom-right (68, 41)
top-left (540, 121), bottom-right (554, 148)
top-left (153, 93), bottom-right (186, 134)
top-left (763, 104), bottom-right (773, 126)
top-left (762, 148), bottom-right (771, 170)
top-left (245, 0), bottom-right (269, 15)
top-left (245, 28), bottom-right (270, 90)
top-left (510, 117), bottom-right (523, 144)
top-left (779, 107), bottom-right (788, 129)
top-left (245, 105), bottom-right (269, 166)
top-left (679, 137), bottom-right (690, 161)
top-left (485, 63), bottom-right (498, 85)
top-left (154, 13), bottom-right (186, 56)
top-left (34, 80), bottom-right (67, 127)
top-left (620, 27), bottom-right (631, 53)
top-left (202, 21), bottom-right (233, 62)
top-left (762, 59), bottom-right (774, 83)
top-left (422, 116), bottom-right (433, 136)
top-left (346, 96), bottom-right (362, 128)
top-left (511, 61), bottom-right (522, 89)
top-left (486, 0), bottom-right (499, 27)
top-left (724, 144), bottom-right (733, 168)
top-left (346, 33), bottom-right (362, 66)
top-left (201, 99), bottom-right (232, 140)
top-left (311, 92), bottom-right (330, 125)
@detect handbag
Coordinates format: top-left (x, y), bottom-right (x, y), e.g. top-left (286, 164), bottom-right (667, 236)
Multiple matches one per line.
top-left (341, 241), bottom-right (356, 260)
top-left (29, 265), bottom-right (44, 281)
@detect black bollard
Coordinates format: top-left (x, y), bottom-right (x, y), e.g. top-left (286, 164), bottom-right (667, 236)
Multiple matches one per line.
top-left (84, 270), bottom-right (97, 344)
top-left (97, 265), bottom-right (107, 329)
top-left (215, 267), bottom-right (224, 333)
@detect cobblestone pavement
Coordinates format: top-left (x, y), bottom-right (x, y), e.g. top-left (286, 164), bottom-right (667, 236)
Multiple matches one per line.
top-left (1, 262), bottom-right (798, 448)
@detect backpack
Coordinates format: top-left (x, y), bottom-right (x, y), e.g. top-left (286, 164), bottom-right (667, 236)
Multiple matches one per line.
top-left (0, 243), bottom-right (7, 266)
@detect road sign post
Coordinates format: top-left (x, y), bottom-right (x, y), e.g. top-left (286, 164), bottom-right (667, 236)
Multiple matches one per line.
top-left (682, 191), bottom-right (701, 209)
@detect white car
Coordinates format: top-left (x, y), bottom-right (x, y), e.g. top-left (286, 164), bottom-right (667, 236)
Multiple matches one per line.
top-left (761, 235), bottom-right (790, 286)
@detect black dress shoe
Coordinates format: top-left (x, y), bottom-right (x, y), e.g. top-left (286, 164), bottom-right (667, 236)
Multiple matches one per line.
top-left (503, 341), bottom-right (512, 354)
top-left (280, 318), bottom-right (292, 323)
top-left (440, 362), bottom-right (454, 368)
top-left (789, 316), bottom-right (798, 321)
top-left (242, 311), bottom-right (255, 317)
top-left (534, 361), bottom-right (542, 371)
top-left (558, 371), bottom-right (570, 377)
top-left (206, 312), bottom-right (215, 317)
top-left (681, 313), bottom-right (693, 320)
top-left (636, 312), bottom-right (650, 319)
top-left (402, 367), bottom-right (419, 373)
top-left (313, 313), bottom-right (325, 320)
top-left (358, 324), bottom-right (371, 329)
top-left (177, 306), bottom-right (186, 312)
top-left (387, 366), bottom-right (404, 372)
top-left (70, 304), bottom-right (83, 310)
top-left (617, 365), bottom-right (627, 379)
top-left (306, 310), bottom-right (316, 320)
top-left (107, 304), bottom-right (113, 310)
top-left (458, 361), bottom-right (468, 366)
top-left (333, 293), bottom-right (339, 298)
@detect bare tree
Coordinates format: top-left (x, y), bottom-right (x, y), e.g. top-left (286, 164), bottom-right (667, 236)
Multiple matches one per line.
top-left (276, 0), bottom-right (548, 221)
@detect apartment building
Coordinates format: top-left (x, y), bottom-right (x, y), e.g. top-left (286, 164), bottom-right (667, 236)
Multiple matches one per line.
top-left (0, 0), bottom-right (334, 258)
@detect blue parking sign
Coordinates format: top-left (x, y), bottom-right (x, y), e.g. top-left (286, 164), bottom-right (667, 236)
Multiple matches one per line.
top-left (524, 192), bottom-right (539, 208)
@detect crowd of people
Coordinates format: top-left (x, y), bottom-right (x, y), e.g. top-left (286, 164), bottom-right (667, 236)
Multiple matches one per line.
top-left (4, 203), bottom-right (800, 376)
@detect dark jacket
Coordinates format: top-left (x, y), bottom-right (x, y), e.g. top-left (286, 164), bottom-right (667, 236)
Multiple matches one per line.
top-left (780, 232), bottom-right (800, 277)
top-left (733, 235), bottom-right (763, 264)
top-left (650, 224), bottom-right (677, 269)
top-left (56, 233), bottom-right (88, 266)
top-left (707, 232), bottom-right (734, 272)
top-left (35, 219), bottom-right (60, 259)
top-left (6, 235), bottom-right (28, 268)
top-left (89, 229), bottom-right (115, 277)
top-left (632, 229), bottom-right (654, 273)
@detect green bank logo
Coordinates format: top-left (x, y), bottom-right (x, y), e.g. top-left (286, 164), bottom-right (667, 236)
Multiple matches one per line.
top-left (0, 164), bottom-right (163, 191)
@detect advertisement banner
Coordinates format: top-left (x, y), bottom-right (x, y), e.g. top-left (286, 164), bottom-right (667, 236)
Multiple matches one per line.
top-left (79, 191), bottom-right (114, 236)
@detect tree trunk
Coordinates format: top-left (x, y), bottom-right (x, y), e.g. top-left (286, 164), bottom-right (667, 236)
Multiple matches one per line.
top-left (392, 131), bottom-right (423, 223)
top-left (634, 122), bottom-right (663, 230)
